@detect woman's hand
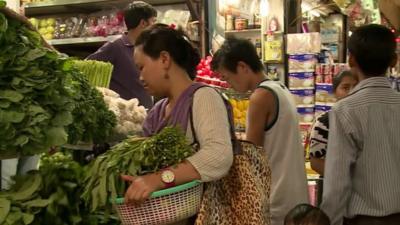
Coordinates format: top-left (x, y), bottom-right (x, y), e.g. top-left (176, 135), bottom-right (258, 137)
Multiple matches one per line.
top-left (121, 173), bottom-right (163, 205)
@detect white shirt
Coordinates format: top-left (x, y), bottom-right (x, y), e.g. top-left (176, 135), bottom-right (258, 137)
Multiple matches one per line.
top-left (257, 80), bottom-right (309, 225)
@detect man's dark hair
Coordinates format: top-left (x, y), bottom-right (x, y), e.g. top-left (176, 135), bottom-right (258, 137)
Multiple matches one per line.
top-left (211, 37), bottom-right (263, 73)
top-left (124, 1), bottom-right (157, 30)
top-left (348, 24), bottom-right (396, 77)
top-left (136, 24), bottom-right (200, 80)
top-left (284, 204), bottom-right (330, 225)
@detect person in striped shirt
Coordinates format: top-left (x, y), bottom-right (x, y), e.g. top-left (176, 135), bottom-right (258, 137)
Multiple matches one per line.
top-left (321, 24), bottom-right (400, 225)
top-left (309, 70), bottom-right (358, 176)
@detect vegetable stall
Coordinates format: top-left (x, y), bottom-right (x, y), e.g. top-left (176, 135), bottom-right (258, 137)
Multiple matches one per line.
top-left (0, 3), bottom-right (201, 225)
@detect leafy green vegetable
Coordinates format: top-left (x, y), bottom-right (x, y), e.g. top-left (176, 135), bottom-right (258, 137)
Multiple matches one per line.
top-left (0, 152), bottom-right (121, 225)
top-left (0, 11), bottom-right (116, 157)
top-left (64, 63), bottom-right (117, 145)
top-left (82, 126), bottom-right (194, 212)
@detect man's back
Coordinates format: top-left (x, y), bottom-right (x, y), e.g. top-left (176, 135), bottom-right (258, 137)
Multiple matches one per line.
top-left (322, 77), bottom-right (400, 224)
top-left (87, 35), bottom-right (153, 109)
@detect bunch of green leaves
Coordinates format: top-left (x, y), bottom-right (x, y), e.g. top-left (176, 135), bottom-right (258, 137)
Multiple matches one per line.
top-left (0, 11), bottom-right (117, 157)
top-left (82, 126), bottom-right (194, 212)
top-left (64, 61), bottom-right (117, 145)
top-left (0, 152), bottom-right (121, 225)
top-left (0, 172), bottom-right (51, 225)
top-left (0, 12), bottom-right (74, 156)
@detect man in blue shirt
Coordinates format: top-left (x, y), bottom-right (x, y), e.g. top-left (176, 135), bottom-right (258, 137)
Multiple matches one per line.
top-left (87, 1), bottom-right (156, 109)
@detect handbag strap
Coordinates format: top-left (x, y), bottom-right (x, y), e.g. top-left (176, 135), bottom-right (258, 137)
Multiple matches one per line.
top-left (189, 88), bottom-right (240, 154)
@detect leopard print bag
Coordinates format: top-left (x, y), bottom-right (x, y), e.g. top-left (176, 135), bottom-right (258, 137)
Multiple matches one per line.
top-left (194, 141), bottom-right (271, 225)
top-left (188, 89), bottom-right (271, 225)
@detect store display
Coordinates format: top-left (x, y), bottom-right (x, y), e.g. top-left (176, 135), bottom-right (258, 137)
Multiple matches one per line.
top-left (229, 98), bottom-right (249, 130)
top-left (315, 63), bottom-right (349, 84)
top-left (288, 54), bottom-right (318, 73)
top-left (297, 107), bottom-right (315, 124)
top-left (82, 126), bottom-right (194, 212)
top-left (195, 56), bottom-right (229, 89)
top-left (97, 87), bottom-right (147, 139)
top-left (315, 84), bottom-right (336, 105)
top-left (264, 33), bottom-right (283, 62)
top-left (290, 89), bottom-right (315, 106)
top-left (288, 72), bottom-right (315, 89)
top-left (267, 65), bottom-right (280, 81)
top-left (28, 10), bottom-right (125, 40)
top-left (73, 60), bottom-right (113, 88)
top-left (287, 33), bottom-right (321, 55)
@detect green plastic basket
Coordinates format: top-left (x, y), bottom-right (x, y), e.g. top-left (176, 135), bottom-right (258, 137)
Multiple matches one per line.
top-left (113, 181), bottom-right (203, 225)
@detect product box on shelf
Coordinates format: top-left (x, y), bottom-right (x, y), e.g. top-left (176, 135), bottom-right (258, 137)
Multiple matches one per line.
top-left (289, 72), bottom-right (315, 89)
top-left (315, 84), bottom-right (336, 105)
top-left (286, 33), bottom-right (321, 54)
top-left (290, 89), bottom-right (315, 106)
top-left (288, 54), bottom-right (318, 73)
top-left (297, 107), bottom-right (315, 124)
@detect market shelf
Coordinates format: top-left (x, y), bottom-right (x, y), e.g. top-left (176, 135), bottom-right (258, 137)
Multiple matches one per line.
top-left (47, 35), bottom-right (121, 46)
top-left (224, 29), bottom-right (261, 34)
top-left (24, 0), bottom-right (186, 16)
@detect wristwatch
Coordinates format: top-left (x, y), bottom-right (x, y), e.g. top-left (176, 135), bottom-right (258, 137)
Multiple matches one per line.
top-left (161, 169), bottom-right (176, 188)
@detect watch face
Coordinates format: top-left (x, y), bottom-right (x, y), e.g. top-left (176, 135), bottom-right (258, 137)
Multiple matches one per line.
top-left (161, 170), bottom-right (175, 183)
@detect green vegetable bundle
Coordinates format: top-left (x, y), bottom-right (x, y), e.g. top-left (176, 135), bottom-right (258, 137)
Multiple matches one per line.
top-left (82, 127), bottom-right (195, 212)
top-left (65, 63), bottom-right (117, 145)
top-left (73, 60), bottom-right (113, 88)
top-left (0, 10), bottom-right (75, 157)
top-left (0, 152), bottom-right (121, 225)
top-left (0, 7), bottom-right (117, 156)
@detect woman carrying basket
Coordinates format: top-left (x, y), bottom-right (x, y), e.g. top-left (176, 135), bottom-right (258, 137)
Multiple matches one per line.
top-left (120, 24), bottom-right (234, 223)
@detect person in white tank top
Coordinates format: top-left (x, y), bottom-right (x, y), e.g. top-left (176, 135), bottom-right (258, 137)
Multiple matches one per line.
top-left (212, 37), bottom-right (309, 225)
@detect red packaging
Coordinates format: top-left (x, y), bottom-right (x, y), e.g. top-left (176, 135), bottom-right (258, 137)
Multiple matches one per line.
top-left (325, 74), bottom-right (333, 84)
top-left (316, 74), bottom-right (324, 83)
top-left (333, 64), bottom-right (341, 75)
top-left (315, 64), bottom-right (322, 75)
top-left (323, 64), bottom-right (331, 75)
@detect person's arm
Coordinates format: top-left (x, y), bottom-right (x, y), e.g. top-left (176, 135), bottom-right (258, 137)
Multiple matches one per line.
top-left (309, 114), bottom-right (329, 175)
top-left (86, 42), bottom-right (114, 62)
top-left (122, 88), bottom-right (233, 204)
top-left (246, 88), bottom-right (276, 146)
top-left (321, 108), bottom-right (357, 225)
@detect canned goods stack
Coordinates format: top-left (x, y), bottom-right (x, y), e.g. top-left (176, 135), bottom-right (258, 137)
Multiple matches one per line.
top-left (315, 63), bottom-right (349, 84)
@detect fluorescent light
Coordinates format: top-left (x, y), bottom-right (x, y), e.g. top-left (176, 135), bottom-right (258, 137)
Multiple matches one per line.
top-left (260, 0), bottom-right (269, 17)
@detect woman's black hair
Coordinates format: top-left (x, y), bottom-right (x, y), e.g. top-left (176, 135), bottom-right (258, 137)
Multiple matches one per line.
top-left (333, 70), bottom-right (355, 91)
top-left (135, 23), bottom-right (200, 80)
top-left (284, 204), bottom-right (330, 225)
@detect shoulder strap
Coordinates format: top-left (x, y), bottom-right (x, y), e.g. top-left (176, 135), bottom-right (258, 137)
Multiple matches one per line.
top-left (189, 87), bottom-right (240, 154)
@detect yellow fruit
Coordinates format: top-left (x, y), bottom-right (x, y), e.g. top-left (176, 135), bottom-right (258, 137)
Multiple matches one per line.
top-left (240, 118), bottom-right (246, 126)
top-left (229, 99), bottom-right (237, 109)
top-left (236, 100), bottom-right (243, 111)
top-left (243, 99), bottom-right (250, 109)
